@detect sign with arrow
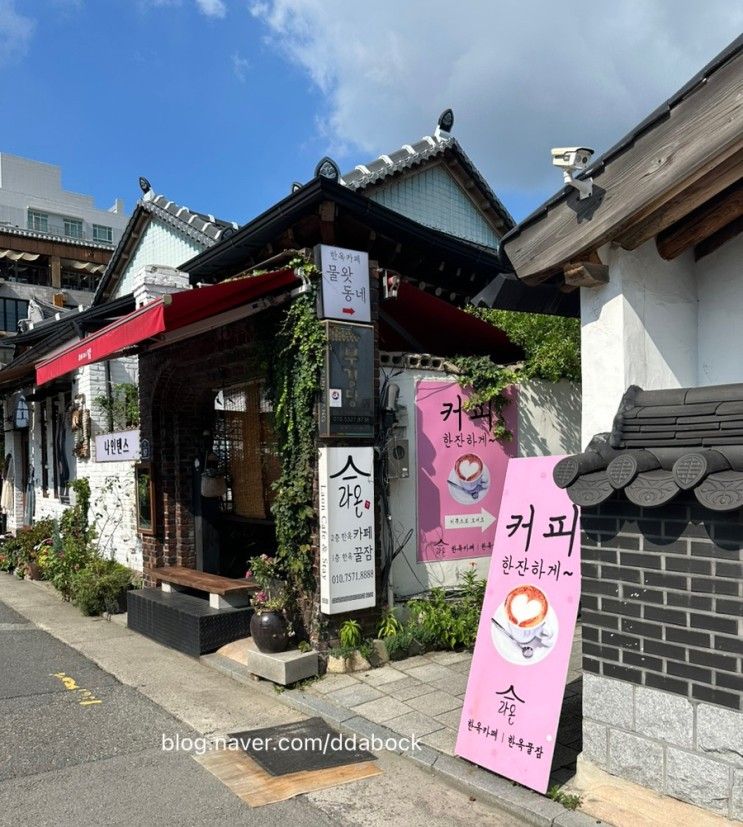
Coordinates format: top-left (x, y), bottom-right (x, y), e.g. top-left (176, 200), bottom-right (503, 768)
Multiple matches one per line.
top-left (315, 244), bottom-right (371, 323)
top-left (444, 508), bottom-right (496, 531)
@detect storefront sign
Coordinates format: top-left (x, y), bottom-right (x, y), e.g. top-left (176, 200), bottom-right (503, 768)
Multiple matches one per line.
top-left (319, 321), bottom-right (375, 438)
top-left (416, 380), bottom-right (516, 562)
top-left (318, 446), bottom-right (376, 614)
top-left (456, 455), bottom-right (581, 794)
top-left (13, 396), bottom-right (29, 429)
top-left (95, 430), bottom-right (140, 462)
top-left (316, 244), bottom-right (370, 323)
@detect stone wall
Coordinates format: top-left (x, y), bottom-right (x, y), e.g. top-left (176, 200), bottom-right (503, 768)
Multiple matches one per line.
top-left (580, 494), bottom-right (742, 818)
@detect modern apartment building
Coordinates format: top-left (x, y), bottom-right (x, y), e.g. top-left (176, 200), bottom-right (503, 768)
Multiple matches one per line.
top-left (0, 153), bottom-right (128, 359)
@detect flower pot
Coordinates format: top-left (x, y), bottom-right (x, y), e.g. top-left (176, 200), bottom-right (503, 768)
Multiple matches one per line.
top-left (25, 562), bottom-right (42, 581)
top-left (250, 610), bottom-right (288, 653)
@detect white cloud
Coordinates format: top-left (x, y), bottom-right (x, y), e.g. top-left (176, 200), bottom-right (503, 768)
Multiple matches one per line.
top-left (250, 0), bottom-right (742, 201)
top-left (0, 0), bottom-right (35, 66)
top-left (232, 51), bottom-right (249, 82)
top-left (196, 0), bottom-right (226, 17)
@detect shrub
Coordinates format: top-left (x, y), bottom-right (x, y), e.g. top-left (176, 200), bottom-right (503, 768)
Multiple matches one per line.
top-left (46, 532), bottom-right (96, 600)
top-left (338, 619), bottom-right (362, 649)
top-left (70, 557), bottom-right (133, 616)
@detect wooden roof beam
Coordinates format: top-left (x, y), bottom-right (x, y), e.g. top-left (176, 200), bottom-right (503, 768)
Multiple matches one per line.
top-left (502, 49), bottom-right (743, 284)
top-left (617, 145), bottom-right (743, 251)
top-left (695, 214), bottom-right (743, 261)
top-left (656, 180), bottom-right (743, 260)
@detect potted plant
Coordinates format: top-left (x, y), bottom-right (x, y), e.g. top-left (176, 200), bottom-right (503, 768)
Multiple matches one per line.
top-left (246, 554), bottom-right (289, 653)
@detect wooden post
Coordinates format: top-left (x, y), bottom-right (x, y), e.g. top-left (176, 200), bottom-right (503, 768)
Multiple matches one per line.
top-left (50, 256), bottom-right (61, 289)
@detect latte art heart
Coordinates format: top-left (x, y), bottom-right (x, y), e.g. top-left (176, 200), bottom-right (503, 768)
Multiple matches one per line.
top-left (458, 459), bottom-right (481, 479)
top-left (509, 594), bottom-right (543, 625)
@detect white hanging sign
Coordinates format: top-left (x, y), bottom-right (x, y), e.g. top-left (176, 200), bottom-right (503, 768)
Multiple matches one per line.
top-left (318, 446), bottom-right (376, 614)
top-left (316, 244), bottom-right (371, 323)
top-left (95, 430), bottom-right (140, 462)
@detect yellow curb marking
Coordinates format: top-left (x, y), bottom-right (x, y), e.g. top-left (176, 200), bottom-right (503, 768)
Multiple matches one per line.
top-left (52, 672), bottom-right (103, 705)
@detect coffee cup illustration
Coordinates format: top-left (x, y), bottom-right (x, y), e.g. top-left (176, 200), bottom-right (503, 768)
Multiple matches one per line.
top-left (504, 584), bottom-right (549, 643)
top-left (454, 453), bottom-right (484, 492)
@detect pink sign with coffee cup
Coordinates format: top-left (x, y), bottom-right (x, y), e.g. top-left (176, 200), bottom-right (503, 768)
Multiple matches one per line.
top-left (456, 455), bottom-right (581, 793)
top-left (416, 380), bottom-right (517, 562)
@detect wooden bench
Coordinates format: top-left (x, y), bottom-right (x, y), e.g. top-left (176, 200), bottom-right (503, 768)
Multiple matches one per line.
top-left (145, 565), bottom-right (258, 609)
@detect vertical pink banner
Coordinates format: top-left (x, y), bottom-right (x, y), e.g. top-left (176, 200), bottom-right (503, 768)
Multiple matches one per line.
top-left (455, 456), bottom-right (581, 794)
top-left (416, 380), bottom-right (517, 562)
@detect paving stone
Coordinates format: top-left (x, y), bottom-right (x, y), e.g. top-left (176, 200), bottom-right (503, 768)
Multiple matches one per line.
top-left (358, 666), bottom-right (408, 687)
top-left (607, 730), bottom-right (663, 791)
top-left (732, 769), bottom-right (743, 821)
top-left (405, 690), bottom-right (461, 716)
top-left (428, 673), bottom-right (469, 695)
top-left (421, 726), bottom-right (458, 756)
top-left (425, 650), bottom-right (472, 666)
top-left (666, 747), bottom-right (731, 815)
top-left (351, 696), bottom-right (412, 723)
top-left (404, 663), bottom-right (457, 684)
top-left (697, 704), bottom-right (743, 768)
top-left (393, 655), bottom-right (434, 672)
top-left (635, 685), bottom-right (693, 749)
top-left (583, 673), bottom-right (634, 730)
top-left (433, 708), bottom-right (463, 729)
top-left (311, 673), bottom-right (359, 694)
top-left (326, 683), bottom-right (384, 708)
top-left (386, 680), bottom-right (426, 701)
top-left (450, 659), bottom-right (474, 674)
top-left (385, 710), bottom-right (446, 738)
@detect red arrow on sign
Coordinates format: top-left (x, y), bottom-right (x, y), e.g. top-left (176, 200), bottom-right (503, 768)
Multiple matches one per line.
top-left (342, 307), bottom-right (356, 315)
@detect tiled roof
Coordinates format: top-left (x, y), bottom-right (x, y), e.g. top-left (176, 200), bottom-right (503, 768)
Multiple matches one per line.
top-left (340, 132), bottom-right (514, 231)
top-left (554, 383), bottom-right (743, 511)
top-left (141, 190), bottom-right (238, 245)
top-left (0, 223), bottom-right (115, 251)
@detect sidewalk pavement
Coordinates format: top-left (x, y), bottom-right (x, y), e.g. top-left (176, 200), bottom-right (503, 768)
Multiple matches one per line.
top-left (2, 573), bottom-right (597, 826)
top-left (207, 627), bottom-right (590, 826)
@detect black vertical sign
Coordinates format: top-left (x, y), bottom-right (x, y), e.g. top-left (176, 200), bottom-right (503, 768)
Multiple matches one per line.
top-left (319, 321), bottom-right (374, 438)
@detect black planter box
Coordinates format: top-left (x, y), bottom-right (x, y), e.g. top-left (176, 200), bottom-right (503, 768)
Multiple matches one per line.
top-left (127, 588), bottom-right (251, 656)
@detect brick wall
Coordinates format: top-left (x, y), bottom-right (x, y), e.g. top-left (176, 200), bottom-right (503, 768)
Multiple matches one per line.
top-left (580, 492), bottom-right (743, 818)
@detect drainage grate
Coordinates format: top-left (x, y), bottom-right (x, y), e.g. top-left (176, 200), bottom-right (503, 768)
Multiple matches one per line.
top-left (228, 717), bottom-right (376, 776)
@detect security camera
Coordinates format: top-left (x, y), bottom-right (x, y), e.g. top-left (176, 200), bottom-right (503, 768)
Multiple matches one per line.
top-left (551, 147), bottom-right (593, 171)
top-left (551, 146), bottom-right (594, 199)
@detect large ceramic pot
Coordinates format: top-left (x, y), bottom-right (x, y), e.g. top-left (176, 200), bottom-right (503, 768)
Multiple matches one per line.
top-left (250, 610), bottom-right (288, 653)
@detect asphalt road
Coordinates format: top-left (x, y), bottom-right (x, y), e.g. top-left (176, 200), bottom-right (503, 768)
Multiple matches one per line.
top-left (0, 596), bottom-right (522, 826)
top-left (0, 599), bottom-right (329, 826)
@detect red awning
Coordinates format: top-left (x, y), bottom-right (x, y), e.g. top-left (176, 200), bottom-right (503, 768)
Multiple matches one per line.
top-left (379, 281), bottom-right (523, 361)
top-left (36, 269), bottom-right (298, 386)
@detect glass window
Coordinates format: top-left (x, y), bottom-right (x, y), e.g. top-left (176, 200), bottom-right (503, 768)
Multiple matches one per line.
top-left (0, 298), bottom-right (30, 332)
top-left (92, 224), bottom-right (113, 243)
top-left (63, 218), bottom-right (83, 239)
top-left (27, 210), bottom-right (48, 232)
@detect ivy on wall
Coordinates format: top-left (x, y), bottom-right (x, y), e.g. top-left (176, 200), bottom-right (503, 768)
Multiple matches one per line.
top-left (265, 260), bottom-right (325, 603)
top-left (452, 309), bottom-right (581, 439)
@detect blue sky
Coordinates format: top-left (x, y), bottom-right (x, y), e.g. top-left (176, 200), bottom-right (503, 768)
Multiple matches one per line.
top-left (1, 1), bottom-right (740, 226)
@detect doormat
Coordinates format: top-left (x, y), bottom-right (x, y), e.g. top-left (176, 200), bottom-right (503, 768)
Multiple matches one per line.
top-left (228, 717), bottom-right (377, 776)
top-left (194, 747), bottom-right (382, 807)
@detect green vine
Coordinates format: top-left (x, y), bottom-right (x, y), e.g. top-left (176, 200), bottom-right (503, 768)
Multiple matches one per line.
top-left (95, 383), bottom-right (139, 431)
top-left (266, 260), bottom-right (325, 600)
top-left (452, 309), bottom-right (581, 440)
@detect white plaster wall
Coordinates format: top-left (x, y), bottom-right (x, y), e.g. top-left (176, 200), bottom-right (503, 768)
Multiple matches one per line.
top-left (386, 367), bottom-right (581, 598)
top-left (580, 240), bottom-right (697, 446)
top-left (696, 233), bottom-right (743, 386)
top-left (517, 379), bottom-right (581, 458)
top-left (75, 359), bottom-right (142, 570)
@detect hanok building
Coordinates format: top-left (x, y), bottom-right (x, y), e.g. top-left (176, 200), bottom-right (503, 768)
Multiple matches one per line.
top-left (500, 37), bottom-right (743, 820)
top-left (1, 113), bottom-right (578, 650)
